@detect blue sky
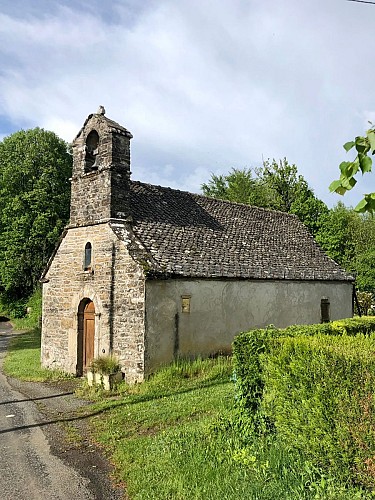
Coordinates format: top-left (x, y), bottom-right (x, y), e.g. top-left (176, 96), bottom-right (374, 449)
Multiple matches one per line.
top-left (1, 0), bottom-right (375, 207)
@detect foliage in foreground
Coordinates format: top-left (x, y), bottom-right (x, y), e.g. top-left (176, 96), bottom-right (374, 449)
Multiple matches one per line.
top-left (233, 317), bottom-right (375, 491)
top-left (82, 358), bottom-right (368, 499)
top-left (3, 330), bottom-right (369, 498)
top-left (232, 317), bottom-right (375, 414)
top-left (330, 124), bottom-right (375, 212)
top-left (262, 334), bottom-right (375, 488)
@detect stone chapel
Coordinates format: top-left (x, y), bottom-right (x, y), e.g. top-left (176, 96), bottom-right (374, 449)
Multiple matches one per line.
top-left (40, 109), bottom-right (354, 382)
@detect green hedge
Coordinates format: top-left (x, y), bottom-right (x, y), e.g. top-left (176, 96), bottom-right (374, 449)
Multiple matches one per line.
top-left (232, 317), bottom-right (375, 487)
top-left (262, 334), bottom-right (375, 486)
top-left (232, 317), bottom-right (375, 415)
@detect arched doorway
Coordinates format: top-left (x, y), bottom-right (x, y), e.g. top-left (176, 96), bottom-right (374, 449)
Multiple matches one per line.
top-left (77, 299), bottom-right (95, 376)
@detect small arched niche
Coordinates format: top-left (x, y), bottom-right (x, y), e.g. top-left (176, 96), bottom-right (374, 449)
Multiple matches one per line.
top-left (85, 130), bottom-right (99, 172)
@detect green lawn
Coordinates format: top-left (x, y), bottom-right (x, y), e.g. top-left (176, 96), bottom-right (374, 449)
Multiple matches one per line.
top-left (3, 328), bottom-right (71, 381)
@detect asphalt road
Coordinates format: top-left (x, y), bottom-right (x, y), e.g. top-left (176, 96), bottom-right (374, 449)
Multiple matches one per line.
top-left (0, 321), bottom-right (123, 500)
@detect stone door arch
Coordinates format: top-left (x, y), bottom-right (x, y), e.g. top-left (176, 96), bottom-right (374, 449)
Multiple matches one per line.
top-left (77, 299), bottom-right (95, 376)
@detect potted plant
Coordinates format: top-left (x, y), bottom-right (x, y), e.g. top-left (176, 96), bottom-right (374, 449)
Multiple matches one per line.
top-left (87, 355), bottom-right (122, 390)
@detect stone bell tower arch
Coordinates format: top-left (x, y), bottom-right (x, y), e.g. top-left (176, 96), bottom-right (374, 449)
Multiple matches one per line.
top-left (69, 106), bottom-right (133, 227)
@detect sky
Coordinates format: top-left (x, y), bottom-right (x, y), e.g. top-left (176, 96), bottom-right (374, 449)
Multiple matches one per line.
top-left (0, 0), bottom-right (375, 208)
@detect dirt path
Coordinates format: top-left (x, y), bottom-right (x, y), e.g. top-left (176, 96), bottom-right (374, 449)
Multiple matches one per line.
top-left (0, 321), bottom-right (125, 499)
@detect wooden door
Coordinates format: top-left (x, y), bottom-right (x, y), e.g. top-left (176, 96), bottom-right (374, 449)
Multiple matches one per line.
top-left (83, 301), bottom-right (95, 371)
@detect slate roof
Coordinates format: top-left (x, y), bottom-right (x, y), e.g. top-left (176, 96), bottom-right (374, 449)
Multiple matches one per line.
top-left (111, 181), bottom-right (353, 282)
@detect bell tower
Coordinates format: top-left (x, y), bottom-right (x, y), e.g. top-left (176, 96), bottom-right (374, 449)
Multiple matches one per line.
top-left (69, 107), bottom-right (133, 227)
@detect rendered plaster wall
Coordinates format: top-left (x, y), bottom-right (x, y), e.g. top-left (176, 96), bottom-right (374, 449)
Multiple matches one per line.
top-left (41, 223), bottom-right (145, 382)
top-left (144, 279), bottom-right (353, 373)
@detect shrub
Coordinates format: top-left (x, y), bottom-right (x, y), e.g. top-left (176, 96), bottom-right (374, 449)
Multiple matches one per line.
top-left (232, 317), bottom-right (375, 488)
top-left (232, 317), bottom-right (375, 415)
top-left (0, 286), bottom-right (42, 327)
top-left (261, 334), bottom-right (375, 487)
top-left (0, 293), bottom-right (26, 319)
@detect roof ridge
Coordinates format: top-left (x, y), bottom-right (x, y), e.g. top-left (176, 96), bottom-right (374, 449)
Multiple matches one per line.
top-left (129, 179), bottom-right (300, 219)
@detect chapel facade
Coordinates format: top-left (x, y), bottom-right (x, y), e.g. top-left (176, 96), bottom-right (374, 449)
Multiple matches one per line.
top-left (40, 110), bottom-right (354, 381)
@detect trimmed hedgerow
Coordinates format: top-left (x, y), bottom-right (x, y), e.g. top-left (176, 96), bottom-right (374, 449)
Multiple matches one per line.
top-left (232, 317), bottom-right (375, 415)
top-left (261, 334), bottom-right (375, 487)
top-left (232, 317), bottom-right (375, 488)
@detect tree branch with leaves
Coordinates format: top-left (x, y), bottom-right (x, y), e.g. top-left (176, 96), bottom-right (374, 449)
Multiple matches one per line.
top-left (330, 124), bottom-right (375, 212)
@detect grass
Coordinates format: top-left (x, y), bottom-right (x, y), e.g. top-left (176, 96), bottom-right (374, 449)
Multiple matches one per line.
top-left (2, 328), bottom-right (373, 498)
top-left (79, 358), bottom-right (372, 499)
top-left (2, 327), bottom-right (71, 381)
top-left (0, 287), bottom-right (42, 330)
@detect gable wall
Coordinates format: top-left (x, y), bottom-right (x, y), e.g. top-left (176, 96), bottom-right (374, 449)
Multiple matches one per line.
top-left (144, 278), bottom-right (353, 373)
top-left (41, 223), bottom-right (145, 382)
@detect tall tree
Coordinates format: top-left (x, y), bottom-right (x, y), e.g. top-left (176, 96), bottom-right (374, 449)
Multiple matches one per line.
top-left (316, 203), bottom-right (375, 293)
top-left (257, 158), bottom-right (328, 234)
top-left (202, 167), bottom-right (275, 207)
top-left (0, 128), bottom-right (72, 300)
top-left (315, 202), bottom-right (360, 269)
top-left (355, 251), bottom-right (375, 293)
top-left (202, 159), bottom-right (328, 236)
top-left (256, 158), bottom-right (302, 212)
top-left (290, 193), bottom-right (329, 237)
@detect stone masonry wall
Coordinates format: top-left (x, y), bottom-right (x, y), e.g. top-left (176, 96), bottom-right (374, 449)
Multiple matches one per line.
top-left (41, 222), bottom-right (146, 382)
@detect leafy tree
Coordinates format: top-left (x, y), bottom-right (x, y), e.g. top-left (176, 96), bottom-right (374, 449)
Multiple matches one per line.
top-left (316, 203), bottom-right (375, 293)
top-left (256, 158), bottom-right (304, 212)
top-left (0, 128), bottom-right (72, 301)
top-left (201, 172), bottom-right (229, 200)
top-left (257, 159), bottom-right (328, 235)
top-left (330, 124), bottom-right (375, 212)
top-left (356, 291), bottom-right (374, 316)
top-left (290, 194), bottom-right (329, 237)
top-left (202, 159), bottom-right (328, 236)
top-left (315, 202), bottom-right (360, 269)
top-left (355, 251), bottom-right (375, 294)
top-left (350, 212), bottom-right (375, 255)
top-left (201, 167), bottom-right (273, 206)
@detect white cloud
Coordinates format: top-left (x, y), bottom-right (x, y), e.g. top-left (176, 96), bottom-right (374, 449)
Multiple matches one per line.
top-left (0, 0), bottom-right (375, 207)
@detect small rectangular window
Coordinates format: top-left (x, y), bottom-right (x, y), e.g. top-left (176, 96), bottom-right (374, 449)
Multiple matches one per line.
top-left (321, 298), bottom-right (330, 323)
top-left (181, 296), bottom-right (191, 313)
